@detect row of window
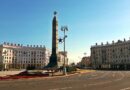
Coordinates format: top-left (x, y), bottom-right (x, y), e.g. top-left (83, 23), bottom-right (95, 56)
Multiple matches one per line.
top-left (18, 61), bottom-right (45, 63)
top-left (3, 50), bottom-right (45, 54)
top-left (93, 55), bottom-right (130, 59)
top-left (17, 54), bottom-right (44, 57)
top-left (4, 56), bottom-right (45, 60)
top-left (4, 53), bottom-right (45, 57)
top-left (3, 60), bottom-right (46, 63)
top-left (112, 60), bottom-right (130, 63)
top-left (92, 47), bottom-right (130, 54)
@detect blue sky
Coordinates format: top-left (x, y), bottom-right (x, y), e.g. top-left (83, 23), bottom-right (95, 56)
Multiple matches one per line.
top-left (0, 0), bottom-right (130, 63)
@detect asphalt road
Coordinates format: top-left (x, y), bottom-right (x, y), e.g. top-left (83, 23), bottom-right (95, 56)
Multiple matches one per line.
top-left (0, 71), bottom-right (130, 90)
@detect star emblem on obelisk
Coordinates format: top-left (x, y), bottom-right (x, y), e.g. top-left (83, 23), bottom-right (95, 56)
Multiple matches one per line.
top-left (54, 11), bottom-right (57, 16)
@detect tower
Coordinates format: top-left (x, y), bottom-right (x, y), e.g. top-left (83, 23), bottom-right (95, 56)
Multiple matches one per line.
top-left (47, 11), bottom-right (59, 68)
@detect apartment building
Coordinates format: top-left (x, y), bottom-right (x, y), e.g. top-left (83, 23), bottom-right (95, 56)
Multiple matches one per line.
top-left (0, 42), bottom-right (51, 70)
top-left (91, 38), bottom-right (130, 70)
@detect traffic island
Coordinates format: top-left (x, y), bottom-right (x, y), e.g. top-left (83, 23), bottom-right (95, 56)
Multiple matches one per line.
top-left (0, 69), bottom-right (95, 81)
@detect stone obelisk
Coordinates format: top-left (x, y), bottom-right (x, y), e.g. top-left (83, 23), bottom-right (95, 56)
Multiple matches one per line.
top-left (47, 12), bottom-right (58, 68)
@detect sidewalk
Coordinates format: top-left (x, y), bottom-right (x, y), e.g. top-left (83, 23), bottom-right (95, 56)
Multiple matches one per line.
top-left (0, 71), bottom-right (23, 77)
top-left (77, 69), bottom-right (95, 74)
top-left (50, 69), bottom-right (95, 77)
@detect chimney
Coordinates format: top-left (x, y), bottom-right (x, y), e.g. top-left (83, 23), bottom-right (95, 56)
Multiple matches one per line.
top-left (43, 45), bottom-right (45, 48)
top-left (124, 38), bottom-right (126, 42)
top-left (18, 44), bottom-right (20, 46)
top-left (112, 41), bottom-right (114, 44)
top-left (7, 42), bottom-right (9, 45)
top-left (10, 43), bottom-right (12, 46)
top-left (101, 42), bottom-right (103, 45)
top-left (4, 42), bottom-right (6, 45)
top-left (40, 45), bottom-right (42, 47)
top-left (27, 45), bottom-right (29, 47)
top-left (106, 41), bottom-right (109, 45)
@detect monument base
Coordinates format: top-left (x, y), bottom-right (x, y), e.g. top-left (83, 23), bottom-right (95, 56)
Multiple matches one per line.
top-left (44, 54), bottom-right (59, 69)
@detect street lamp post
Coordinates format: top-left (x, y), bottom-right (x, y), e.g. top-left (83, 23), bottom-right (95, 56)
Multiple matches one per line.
top-left (61, 26), bottom-right (68, 75)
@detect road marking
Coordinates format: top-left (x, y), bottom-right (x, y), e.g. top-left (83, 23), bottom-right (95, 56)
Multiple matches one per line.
top-left (49, 88), bottom-right (60, 90)
top-left (49, 87), bottom-right (72, 90)
top-left (91, 74), bottom-right (97, 77)
top-left (87, 71), bottom-right (126, 86)
top-left (88, 81), bottom-right (112, 86)
top-left (89, 71), bottom-right (110, 80)
top-left (60, 87), bottom-right (72, 90)
top-left (112, 72), bottom-right (115, 77)
top-left (78, 74), bottom-right (81, 77)
top-left (83, 84), bottom-right (87, 87)
top-left (114, 71), bottom-right (125, 81)
top-left (120, 87), bottom-right (130, 90)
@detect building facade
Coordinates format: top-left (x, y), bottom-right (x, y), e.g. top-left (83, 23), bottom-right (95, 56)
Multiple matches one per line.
top-left (91, 39), bottom-right (130, 70)
top-left (77, 56), bottom-right (91, 68)
top-left (0, 42), bottom-right (51, 70)
top-left (58, 51), bottom-right (68, 67)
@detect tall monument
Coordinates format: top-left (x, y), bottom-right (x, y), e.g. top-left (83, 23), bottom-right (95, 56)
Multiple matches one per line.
top-left (47, 11), bottom-right (59, 68)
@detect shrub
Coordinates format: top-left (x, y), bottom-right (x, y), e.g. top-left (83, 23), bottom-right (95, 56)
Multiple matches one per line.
top-left (66, 66), bottom-right (77, 72)
top-left (26, 65), bottom-right (36, 70)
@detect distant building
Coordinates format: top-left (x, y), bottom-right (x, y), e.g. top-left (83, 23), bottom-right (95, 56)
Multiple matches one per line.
top-left (77, 56), bottom-right (91, 68)
top-left (0, 42), bottom-right (51, 70)
top-left (58, 51), bottom-right (68, 67)
top-left (91, 38), bottom-right (130, 70)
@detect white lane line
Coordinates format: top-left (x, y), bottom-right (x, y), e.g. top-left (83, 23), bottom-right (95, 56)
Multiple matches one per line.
top-left (112, 72), bottom-right (115, 77)
top-left (60, 87), bottom-right (72, 90)
top-left (91, 74), bottom-right (97, 77)
top-left (49, 89), bottom-right (59, 90)
top-left (49, 87), bottom-right (72, 90)
top-left (83, 84), bottom-right (87, 87)
top-left (120, 87), bottom-right (130, 90)
top-left (78, 74), bottom-right (81, 77)
top-left (88, 81), bottom-right (112, 86)
top-left (87, 71), bottom-right (125, 86)
top-left (114, 71), bottom-right (125, 81)
top-left (89, 71), bottom-right (110, 80)
top-left (88, 73), bottom-right (102, 79)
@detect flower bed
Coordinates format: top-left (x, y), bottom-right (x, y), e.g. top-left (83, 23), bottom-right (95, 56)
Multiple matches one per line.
top-left (0, 70), bottom-right (49, 80)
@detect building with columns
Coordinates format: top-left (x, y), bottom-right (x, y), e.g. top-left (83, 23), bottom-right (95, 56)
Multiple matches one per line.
top-left (0, 42), bottom-right (51, 70)
top-left (91, 38), bottom-right (130, 70)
